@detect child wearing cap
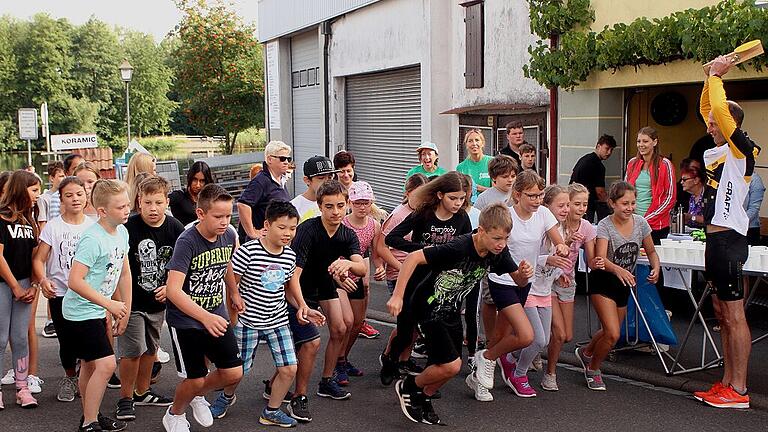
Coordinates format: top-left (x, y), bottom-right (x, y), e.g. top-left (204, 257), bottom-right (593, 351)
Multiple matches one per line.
top-left (406, 142), bottom-right (446, 180)
top-left (291, 155), bottom-right (338, 223)
top-left (334, 181), bottom-right (386, 385)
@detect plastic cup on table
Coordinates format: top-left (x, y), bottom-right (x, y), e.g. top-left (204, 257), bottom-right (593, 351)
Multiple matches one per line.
top-left (761, 253), bottom-right (768, 270)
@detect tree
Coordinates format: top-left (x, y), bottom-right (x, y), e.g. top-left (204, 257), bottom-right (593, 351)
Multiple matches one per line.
top-left (172, 0), bottom-right (264, 154)
top-left (0, 17), bottom-right (20, 151)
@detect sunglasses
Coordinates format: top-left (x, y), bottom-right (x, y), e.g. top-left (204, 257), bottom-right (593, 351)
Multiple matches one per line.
top-left (269, 155), bottom-right (293, 163)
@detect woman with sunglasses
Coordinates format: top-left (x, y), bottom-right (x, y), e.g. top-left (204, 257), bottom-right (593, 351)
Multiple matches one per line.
top-left (237, 141), bottom-right (292, 244)
top-left (679, 158), bottom-right (706, 230)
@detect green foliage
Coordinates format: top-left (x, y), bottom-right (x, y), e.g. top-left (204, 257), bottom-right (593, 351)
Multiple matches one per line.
top-left (525, 0), bottom-right (768, 90)
top-left (528, 0), bottom-right (594, 38)
top-left (235, 127), bottom-right (266, 149)
top-left (136, 136), bottom-right (179, 153)
top-left (172, 0), bottom-right (264, 155)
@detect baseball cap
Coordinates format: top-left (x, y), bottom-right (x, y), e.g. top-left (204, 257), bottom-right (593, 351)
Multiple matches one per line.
top-left (348, 181), bottom-right (375, 202)
top-left (303, 155), bottom-right (338, 178)
top-left (416, 142), bottom-right (439, 154)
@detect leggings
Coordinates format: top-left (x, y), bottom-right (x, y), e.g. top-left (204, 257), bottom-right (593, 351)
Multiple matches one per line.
top-left (49, 296), bottom-right (78, 371)
top-left (463, 282), bottom-right (480, 354)
top-left (515, 305), bottom-right (551, 377)
top-left (389, 310), bottom-right (418, 361)
top-left (0, 279), bottom-right (32, 388)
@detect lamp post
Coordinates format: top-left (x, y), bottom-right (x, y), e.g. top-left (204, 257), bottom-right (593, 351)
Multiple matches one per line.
top-left (119, 59), bottom-right (134, 146)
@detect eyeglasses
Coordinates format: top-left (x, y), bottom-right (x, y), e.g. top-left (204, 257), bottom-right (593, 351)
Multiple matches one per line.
top-left (352, 201), bottom-right (371, 207)
top-left (523, 192), bottom-right (544, 200)
top-left (680, 177), bottom-right (693, 182)
top-left (269, 155), bottom-right (293, 163)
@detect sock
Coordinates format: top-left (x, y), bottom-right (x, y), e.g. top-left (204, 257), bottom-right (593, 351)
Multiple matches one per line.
top-left (321, 376), bottom-right (332, 383)
top-left (733, 385), bottom-right (748, 396)
top-left (265, 406), bottom-right (279, 412)
top-left (223, 392), bottom-right (235, 400)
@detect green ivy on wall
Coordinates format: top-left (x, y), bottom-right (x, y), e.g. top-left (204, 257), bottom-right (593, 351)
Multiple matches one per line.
top-left (523, 0), bottom-right (768, 90)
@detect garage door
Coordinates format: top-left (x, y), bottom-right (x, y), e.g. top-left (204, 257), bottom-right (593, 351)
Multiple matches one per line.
top-left (291, 31), bottom-right (322, 194)
top-left (346, 66), bottom-right (421, 210)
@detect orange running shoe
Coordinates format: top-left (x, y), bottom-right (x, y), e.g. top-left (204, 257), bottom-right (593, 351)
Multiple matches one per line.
top-left (702, 385), bottom-right (750, 409)
top-left (693, 381), bottom-right (723, 401)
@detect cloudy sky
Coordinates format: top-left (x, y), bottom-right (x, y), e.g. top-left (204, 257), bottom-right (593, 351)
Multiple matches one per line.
top-left (0, 0), bottom-right (259, 41)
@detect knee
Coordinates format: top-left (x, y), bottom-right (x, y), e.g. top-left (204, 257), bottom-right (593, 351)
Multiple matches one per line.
top-left (551, 327), bottom-right (566, 344)
top-left (278, 364), bottom-right (297, 378)
top-left (302, 339), bottom-right (321, 355)
top-left (330, 322), bottom-right (347, 339)
top-left (186, 377), bottom-right (206, 391)
top-left (604, 327), bottom-right (621, 345)
top-left (520, 330), bottom-right (534, 348)
top-left (222, 367), bottom-right (243, 386)
top-left (344, 316), bottom-right (355, 331)
top-left (441, 359), bottom-right (462, 378)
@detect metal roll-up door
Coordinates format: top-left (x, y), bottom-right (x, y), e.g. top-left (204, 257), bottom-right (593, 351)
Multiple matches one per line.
top-left (346, 66), bottom-right (421, 210)
top-left (291, 31), bottom-right (322, 194)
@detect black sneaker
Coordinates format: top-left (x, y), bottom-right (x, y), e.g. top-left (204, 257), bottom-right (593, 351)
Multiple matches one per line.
top-left (262, 379), bottom-right (294, 403)
top-left (379, 353), bottom-right (399, 386)
top-left (133, 389), bottom-right (173, 406)
top-left (79, 422), bottom-right (102, 432)
top-left (150, 362), bottom-right (162, 384)
top-left (398, 358), bottom-right (424, 376)
top-left (42, 321), bottom-right (57, 338)
top-left (287, 395), bottom-right (312, 422)
top-left (317, 377), bottom-right (351, 400)
top-left (420, 397), bottom-right (441, 425)
top-left (395, 377), bottom-right (422, 423)
top-left (115, 398), bottom-right (135, 421)
top-left (411, 342), bottom-right (428, 359)
top-left (107, 373), bottom-right (121, 389)
top-left (98, 413), bottom-right (127, 431)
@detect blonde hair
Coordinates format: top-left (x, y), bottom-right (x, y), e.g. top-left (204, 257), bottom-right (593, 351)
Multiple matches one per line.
top-left (129, 172), bottom-right (152, 211)
top-left (567, 182), bottom-right (589, 199)
top-left (73, 161), bottom-right (101, 180)
top-left (92, 179), bottom-right (129, 209)
top-left (125, 153), bottom-right (156, 189)
top-left (463, 129), bottom-right (486, 148)
top-left (478, 203), bottom-right (512, 232)
top-left (264, 140), bottom-right (291, 157)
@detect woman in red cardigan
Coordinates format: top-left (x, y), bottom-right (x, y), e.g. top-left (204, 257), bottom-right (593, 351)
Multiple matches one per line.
top-left (625, 126), bottom-right (677, 244)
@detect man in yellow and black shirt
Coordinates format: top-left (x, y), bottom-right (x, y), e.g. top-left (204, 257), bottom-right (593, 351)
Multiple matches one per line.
top-left (695, 55), bottom-right (757, 409)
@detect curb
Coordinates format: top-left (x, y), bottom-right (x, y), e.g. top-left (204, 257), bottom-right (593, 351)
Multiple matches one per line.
top-left (366, 308), bottom-right (767, 411)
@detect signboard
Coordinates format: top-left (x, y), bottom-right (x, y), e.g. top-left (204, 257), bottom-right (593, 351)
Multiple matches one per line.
top-left (266, 41), bottom-right (281, 130)
top-left (51, 133), bottom-right (98, 151)
top-left (18, 108), bottom-right (38, 140)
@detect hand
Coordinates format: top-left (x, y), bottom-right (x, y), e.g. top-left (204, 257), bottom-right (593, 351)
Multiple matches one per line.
top-left (518, 260), bottom-right (535, 280)
top-left (40, 279), bottom-right (56, 299)
top-left (613, 267), bottom-right (636, 287)
top-left (557, 274), bottom-right (571, 288)
top-left (387, 295), bottom-right (403, 317)
top-left (334, 274), bottom-right (357, 293)
top-left (107, 300), bottom-right (128, 320)
top-left (328, 259), bottom-right (354, 278)
top-left (569, 232), bottom-right (585, 245)
top-left (113, 314), bottom-right (129, 337)
top-left (647, 267), bottom-right (660, 284)
top-left (591, 256), bottom-right (606, 270)
top-left (709, 55), bottom-right (732, 77)
top-left (154, 285), bottom-right (167, 303)
top-left (202, 312), bottom-right (228, 337)
top-left (547, 255), bottom-right (571, 271)
top-left (554, 243), bottom-right (569, 257)
top-left (228, 292), bottom-right (245, 314)
top-left (17, 285), bottom-right (36, 303)
top-left (373, 266), bottom-right (386, 281)
top-left (306, 308), bottom-right (326, 327)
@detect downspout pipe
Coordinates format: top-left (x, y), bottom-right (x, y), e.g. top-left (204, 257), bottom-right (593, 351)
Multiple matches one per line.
top-left (548, 33), bottom-right (559, 184)
top-left (322, 20), bottom-right (332, 157)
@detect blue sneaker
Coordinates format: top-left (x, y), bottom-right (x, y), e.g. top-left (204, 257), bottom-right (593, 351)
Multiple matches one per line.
top-left (317, 378), bottom-right (351, 400)
top-left (209, 392), bottom-right (236, 419)
top-left (334, 363), bottom-right (349, 386)
top-left (345, 361), bottom-right (363, 377)
top-left (259, 407), bottom-right (298, 428)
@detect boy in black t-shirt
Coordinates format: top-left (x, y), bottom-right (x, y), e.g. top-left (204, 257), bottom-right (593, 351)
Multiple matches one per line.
top-left (386, 203), bottom-right (532, 425)
top-left (117, 177), bottom-right (184, 421)
top-left (290, 180), bottom-right (367, 403)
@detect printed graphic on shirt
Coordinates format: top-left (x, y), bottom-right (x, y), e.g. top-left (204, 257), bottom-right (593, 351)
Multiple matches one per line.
top-left (422, 225), bottom-right (457, 245)
top-left (101, 246), bottom-right (126, 295)
top-left (57, 231), bottom-right (82, 270)
top-left (6, 224), bottom-right (34, 239)
top-left (189, 246), bottom-right (233, 310)
top-left (428, 259), bottom-right (488, 319)
top-left (261, 263), bottom-right (286, 292)
top-left (612, 242), bottom-right (639, 272)
top-left (137, 239), bottom-right (174, 292)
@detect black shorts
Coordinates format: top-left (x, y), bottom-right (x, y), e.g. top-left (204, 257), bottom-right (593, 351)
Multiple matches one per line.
top-left (169, 325), bottom-right (243, 379)
top-left (705, 230), bottom-right (748, 301)
top-left (304, 283), bottom-right (339, 303)
top-left (346, 279), bottom-right (367, 300)
top-left (418, 313), bottom-right (463, 366)
top-left (588, 269), bottom-right (630, 308)
top-left (69, 318), bottom-right (114, 362)
top-left (488, 279), bottom-right (530, 310)
top-left (287, 304), bottom-right (320, 347)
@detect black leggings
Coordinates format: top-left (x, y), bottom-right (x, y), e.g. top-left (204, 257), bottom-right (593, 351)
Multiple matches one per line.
top-left (389, 311), bottom-right (417, 361)
top-left (49, 297), bottom-right (78, 371)
top-left (463, 282), bottom-right (480, 354)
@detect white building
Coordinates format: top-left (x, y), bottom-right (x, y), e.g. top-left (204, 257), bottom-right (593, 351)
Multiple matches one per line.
top-left (259, 0), bottom-right (548, 208)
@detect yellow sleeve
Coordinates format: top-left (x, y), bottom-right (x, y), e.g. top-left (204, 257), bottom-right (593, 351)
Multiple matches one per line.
top-left (707, 76), bottom-right (742, 158)
top-left (699, 79), bottom-right (711, 122)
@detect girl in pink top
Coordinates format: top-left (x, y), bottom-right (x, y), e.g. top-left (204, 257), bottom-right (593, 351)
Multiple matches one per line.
top-left (544, 183), bottom-right (603, 391)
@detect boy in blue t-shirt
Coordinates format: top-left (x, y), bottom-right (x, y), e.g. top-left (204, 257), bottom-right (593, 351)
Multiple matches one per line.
top-left (64, 179), bottom-right (132, 432)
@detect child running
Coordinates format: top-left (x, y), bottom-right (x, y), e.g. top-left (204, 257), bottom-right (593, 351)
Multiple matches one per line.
top-left (387, 203), bottom-right (528, 424)
top-left (162, 184), bottom-right (244, 432)
top-left (224, 201), bottom-right (324, 428)
top-left (65, 179), bottom-right (132, 432)
top-left (0, 170), bottom-right (42, 410)
top-left (575, 181), bottom-right (660, 391)
top-left (470, 170), bottom-right (568, 401)
top-left (290, 155), bottom-right (337, 223)
top-left (32, 177), bottom-right (96, 403)
top-left (115, 176), bottom-right (183, 421)
top-left (543, 183), bottom-right (602, 391)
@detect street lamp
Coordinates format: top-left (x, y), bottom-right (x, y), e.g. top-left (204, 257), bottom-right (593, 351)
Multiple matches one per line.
top-left (119, 59), bottom-right (134, 146)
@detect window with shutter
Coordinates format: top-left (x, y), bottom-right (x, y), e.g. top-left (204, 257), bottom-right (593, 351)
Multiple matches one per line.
top-left (462, 1), bottom-right (484, 89)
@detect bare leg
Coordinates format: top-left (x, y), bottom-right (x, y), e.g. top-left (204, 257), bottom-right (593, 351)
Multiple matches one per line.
top-left (135, 353), bottom-right (156, 394)
top-left (547, 300), bottom-right (574, 375)
top-left (484, 304), bottom-right (533, 361)
top-left (585, 295), bottom-right (626, 371)
top-left (335, 291), bottom-right (355, 363)
top-left (343, 298), bottom-right (367, 359)
top-left (294, 339), bottom-right (320, 396)
top-left (318, 299), bottom-right (347, 378)
top-left (81, 356), bottom-right (117, 425)
top-left (712, 296), bottom-right (732, 386)
top-left (118, 357), bottom-right (140, 399)
top-left (269, 365), bottom-right (297, 409)
top-left (414, 359), bottom-right (462, 396)
top-left (719, 298), bottom-right (751, 391)
top-left (170, 366), bottom-right (242, 415)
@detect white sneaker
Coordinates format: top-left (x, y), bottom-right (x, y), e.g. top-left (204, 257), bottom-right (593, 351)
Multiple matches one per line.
top-left (473, 349), bottom-right (496, 390)
top-left (190, 396), bottom-right (214, 427)
top-left (541, 373), bottom-right (559, 391)
top-left (27, 375), bottom-right (43, 394)
top-left (163, 407), bottom-right (191, 432)
top-left (1, 369), bottom-right (13, 386)
top-left (157, 347), bottom-right (171, 364)
top-left (465, 373), bottom-right (493, 402)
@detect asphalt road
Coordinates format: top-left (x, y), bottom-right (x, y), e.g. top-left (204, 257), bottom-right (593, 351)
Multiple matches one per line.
top-left (2, 319), bottom-right (768, 432)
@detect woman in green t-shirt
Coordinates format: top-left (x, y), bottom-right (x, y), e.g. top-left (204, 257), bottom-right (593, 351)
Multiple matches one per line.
top-left (456, 129), bottom-right (493, 203)
top-left (405, 142), bottom-right (447, 180)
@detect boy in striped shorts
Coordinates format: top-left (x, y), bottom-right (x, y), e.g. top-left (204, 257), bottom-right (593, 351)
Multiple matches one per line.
top-left (221, 201), bottom-right (325, 427)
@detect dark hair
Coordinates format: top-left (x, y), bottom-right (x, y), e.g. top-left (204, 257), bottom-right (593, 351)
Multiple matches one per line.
top-left (597, 134), bottom-right (617, 148)
top-left (488, 154), bottom-right (519, 178)
top-left (459, 173), bottom-right (473, 210)
top-left (608, 181), bottom-right (636, 202)
top-left (63, 154), bottom-right (84, 175)
top-left (479, 203), bottom-right (513, 232)
top-left (333, 151), bottom-right (355, 169)
top-left (727, 100), bottom-right (744, 128)
top-left (197, 184), bottom-right (232, 211)
top-left (680, 158), bottom-right (706, 184)
top-left (187, 161), bottom-right (214, 191)
top-left (0, 171), bottom-right (11, 198)
top-left (47, 161), bottom-right (65, 178)
top-left (402, 174), bottom-right (428, 204)
top-left (519, 143), bottom-right (535, 154)
top-left (411, 171), bottom-right (467, 217)
top-left (0, 170), bottom-right (41, 239)
top-left (265, 201), bottom-right (300, 223)
top-left (58, 176), bottom-right (86, 198)
top-left (315, 179), bottom-right (347, 205)
top-left (505, 121), bottom-right (524, 133)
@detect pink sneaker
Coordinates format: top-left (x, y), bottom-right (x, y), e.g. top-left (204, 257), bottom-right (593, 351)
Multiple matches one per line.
top-left (16, 387), bottom-right (38, 409)
top-left (509, 375), bottom-right (537, 398)
top-left (497, 355), bottom-right (516, 389)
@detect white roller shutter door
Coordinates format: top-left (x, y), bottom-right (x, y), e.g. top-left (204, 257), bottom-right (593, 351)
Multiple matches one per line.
top-left (291, 31), bottom-right (322, 194)
top-left (345, 66), bottom-right (421, 210)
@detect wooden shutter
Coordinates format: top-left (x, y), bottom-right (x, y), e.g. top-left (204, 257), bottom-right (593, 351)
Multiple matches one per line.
top-left (464, 1), bottom-right (484, 89)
